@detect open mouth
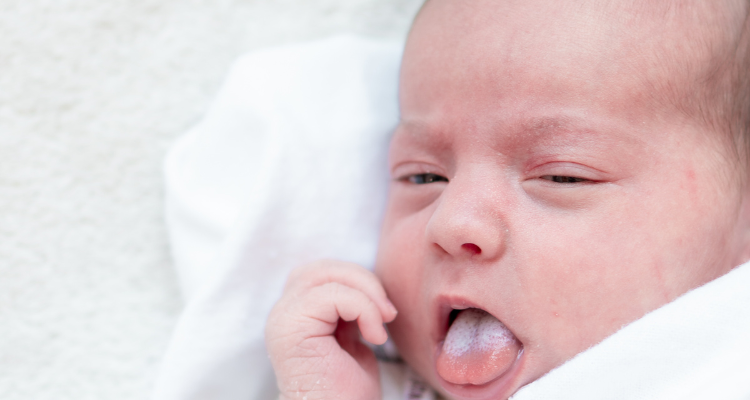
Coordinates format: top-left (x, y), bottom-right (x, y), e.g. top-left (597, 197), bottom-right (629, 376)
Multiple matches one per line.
top-left (436, 307), bottom-right (523, 387)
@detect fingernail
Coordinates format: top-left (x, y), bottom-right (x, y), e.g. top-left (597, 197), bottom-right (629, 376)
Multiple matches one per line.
top-left (386, 299), bottom-right (398, 315)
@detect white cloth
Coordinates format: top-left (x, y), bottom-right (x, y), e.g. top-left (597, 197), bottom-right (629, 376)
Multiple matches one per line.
top-left (154, 35), bottom-right (402, 400)
top-left (155, 35), bottom-right (750, 400)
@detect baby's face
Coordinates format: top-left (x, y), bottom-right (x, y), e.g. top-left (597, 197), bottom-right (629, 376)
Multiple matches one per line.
top-left (375, 1), bottom-right (750, 399)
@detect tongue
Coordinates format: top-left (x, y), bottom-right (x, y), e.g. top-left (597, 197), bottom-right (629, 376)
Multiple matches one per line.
top-left (436, 308), bottom-right (521, 386)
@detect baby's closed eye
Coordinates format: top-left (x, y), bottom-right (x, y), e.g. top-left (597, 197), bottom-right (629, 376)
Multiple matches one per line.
top-left (529, 161), bottom-right (605, 186)
top-left (407, 173), bottom-right (449, 184)
top-left (540, 175), bottom-right (590, 184)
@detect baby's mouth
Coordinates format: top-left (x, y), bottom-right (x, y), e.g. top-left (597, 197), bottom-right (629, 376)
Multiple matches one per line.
top-left (436, 308), bottom-right (523, 386)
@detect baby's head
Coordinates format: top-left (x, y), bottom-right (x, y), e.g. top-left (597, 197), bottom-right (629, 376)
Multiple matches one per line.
top-left (375, 0), bottom-right (750, 398)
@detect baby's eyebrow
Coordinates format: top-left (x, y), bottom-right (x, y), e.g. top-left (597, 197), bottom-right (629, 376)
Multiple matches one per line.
top-left (493, 115), bottom-right (606, 150)
top-left (527, 116), bottom-right (574, 131)
top-left (397, 115), bottom-right (593, 138)
top-left (515, 115), bottom-right (651, 160)
top-left (396, 113), bottom-right (642, 151)
top-left (391, 119), bottom-right (444, 149)
top-left (521, 115), bottom-right (593, 136)
top-left (394, 119), bottom-right (431, 137)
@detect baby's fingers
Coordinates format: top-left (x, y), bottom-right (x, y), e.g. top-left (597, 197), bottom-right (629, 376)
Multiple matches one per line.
top-left (302, 282), bottom-right (389, 345)
top-left (287, 261), bottom-right (398, 323)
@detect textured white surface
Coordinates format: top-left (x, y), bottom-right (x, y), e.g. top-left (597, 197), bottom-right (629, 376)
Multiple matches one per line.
top-left (0, 1), bottom-right (421, 399)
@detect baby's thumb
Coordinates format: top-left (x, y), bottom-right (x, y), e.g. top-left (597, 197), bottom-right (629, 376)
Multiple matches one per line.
top-left (334, 320), bottom-right (379, 376)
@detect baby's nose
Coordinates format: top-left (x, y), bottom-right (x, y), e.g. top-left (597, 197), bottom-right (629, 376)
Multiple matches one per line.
top-left (424, 176), bottom-right (507, 261)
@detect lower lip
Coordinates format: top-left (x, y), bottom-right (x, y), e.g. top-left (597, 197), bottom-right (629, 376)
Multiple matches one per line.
top-left (434, 347), bottom-right (526, 399)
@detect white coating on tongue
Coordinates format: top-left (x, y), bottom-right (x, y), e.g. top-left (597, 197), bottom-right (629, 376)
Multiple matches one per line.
top-left (443, 308), bottom-right (513, 357)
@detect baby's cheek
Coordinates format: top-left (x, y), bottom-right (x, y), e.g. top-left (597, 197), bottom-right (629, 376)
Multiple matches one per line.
top-left (516, 216), bottom-right (663, 358)
top-left (377, 254), bottom-right (421, 327)
top-left (375, 212), bottom-right (429, 314)
top-left (375, 233), bottom-right (435, 373)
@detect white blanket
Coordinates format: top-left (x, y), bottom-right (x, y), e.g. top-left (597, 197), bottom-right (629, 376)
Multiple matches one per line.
top-left (154, 36), bottom-right (750, 400)
top-left (154, 36), bottom-right (402, 400)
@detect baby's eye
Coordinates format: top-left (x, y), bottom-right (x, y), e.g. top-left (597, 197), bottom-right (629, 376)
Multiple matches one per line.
top-left (408, 173), bottom-right (449, 184)
top-left (541, 175), bottom-right (590, 184)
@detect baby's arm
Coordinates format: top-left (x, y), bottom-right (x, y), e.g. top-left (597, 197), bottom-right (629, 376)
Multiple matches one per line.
top-left (265, 260), bottom-right (398, 400)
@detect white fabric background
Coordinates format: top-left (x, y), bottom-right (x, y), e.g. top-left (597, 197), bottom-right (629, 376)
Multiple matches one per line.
top-left (0, 2), bottom-right (422, 399)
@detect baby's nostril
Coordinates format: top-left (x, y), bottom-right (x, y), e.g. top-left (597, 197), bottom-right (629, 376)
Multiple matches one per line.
top-left (462, 243), bottom-right (481, 255)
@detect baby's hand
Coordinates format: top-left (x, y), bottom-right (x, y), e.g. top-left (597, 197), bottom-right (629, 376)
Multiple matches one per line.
top-left (266, 260), bottom-right (398, 400)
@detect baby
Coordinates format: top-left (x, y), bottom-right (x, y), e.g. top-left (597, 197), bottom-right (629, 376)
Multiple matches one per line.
top-left (266, 0), bottom-right (750, 399)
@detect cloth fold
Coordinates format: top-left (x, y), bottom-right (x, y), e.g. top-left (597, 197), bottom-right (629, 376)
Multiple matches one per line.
top-left (154, 35), bottom-right (402, 400)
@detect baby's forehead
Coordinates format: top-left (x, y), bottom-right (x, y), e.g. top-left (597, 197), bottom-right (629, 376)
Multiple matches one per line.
top-left (414, 1), bottom-right (729, 76)
top-left (407, 0), bottom-right (747, 145)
